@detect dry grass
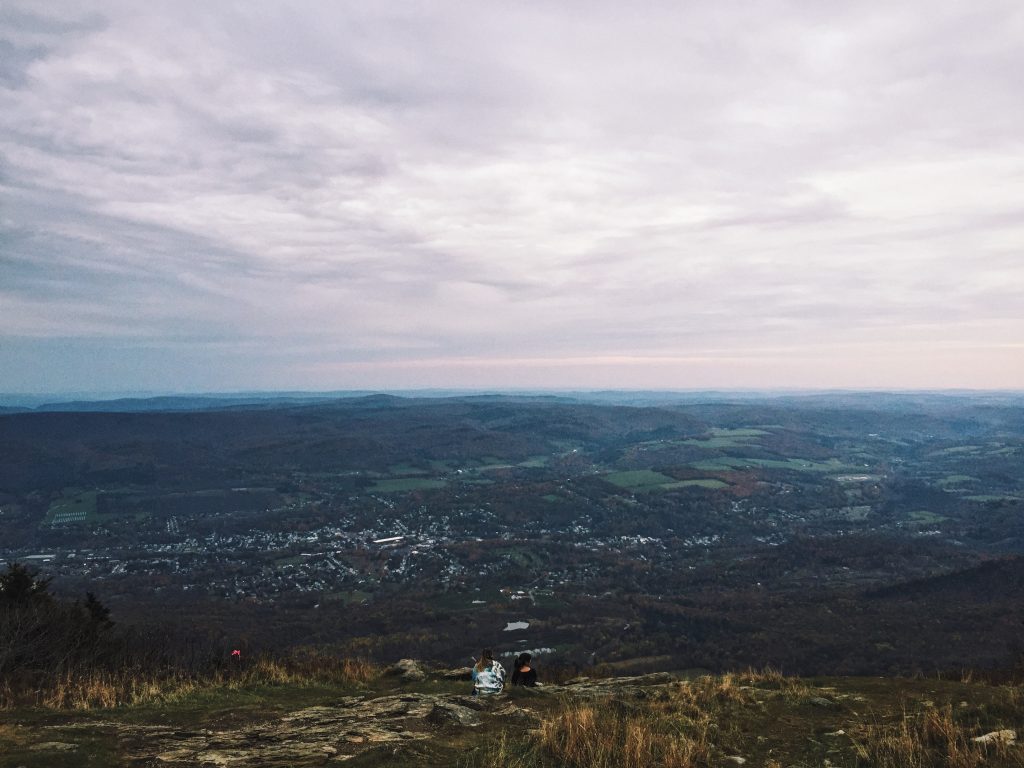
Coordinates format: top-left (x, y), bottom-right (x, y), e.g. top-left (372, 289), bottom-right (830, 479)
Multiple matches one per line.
top-left (466, 676), bottom-right (756, 767)
top-left (738, 665), bottom-right (811, 695)
top-left (853, 704), bottom-right (1023, 768)
top-left (469, 671), bottom-right (1024, 768)
top-left (465, 697), bottom-right (714, 768)
top-left (1002, 685), bottom-right (1022, 710)
top-left (537, 701), bottom-right (711, 768)
top-left (669, 673), bottom-right (753, 714)
top-left (0, 722), bottom-right (28, 746)
top-left (739, 665), bottom-right (788, 684)
top-left (461, 730), bottom-right (540, 768)
top-left (16, 652), bottom-right (378, 710)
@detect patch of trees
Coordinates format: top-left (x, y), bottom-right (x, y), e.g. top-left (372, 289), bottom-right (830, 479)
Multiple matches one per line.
top-left (0, 563), bottom-right (234, 706)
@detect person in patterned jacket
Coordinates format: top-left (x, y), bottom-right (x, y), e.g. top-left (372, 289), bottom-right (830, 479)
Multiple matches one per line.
top-left (471, 648), bottom-right (505, 695)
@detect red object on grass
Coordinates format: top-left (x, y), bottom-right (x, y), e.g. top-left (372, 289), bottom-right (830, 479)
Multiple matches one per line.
top-left (231, 649), bottom-right (241, 658)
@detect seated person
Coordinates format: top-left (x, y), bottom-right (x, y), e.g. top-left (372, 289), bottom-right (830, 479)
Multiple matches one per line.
top-left (472, 648), bottom-right (505, 695)
top-left (510, 652), bottom-right (538, 686)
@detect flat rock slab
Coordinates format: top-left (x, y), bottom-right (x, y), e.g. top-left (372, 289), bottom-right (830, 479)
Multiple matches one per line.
top-left (557, 672), bottom-right (678, 698)
top-left (440, 666), bottom-right (473, 680)
top-left (426, 701), bottom-right (480, 727)
top-left (29, 741), bottom-right (80, 752)
top-left (973, 729), bottom-right (1016, 745)
top-left (119, 693), bottom-right (493, 767)
top-left (59, 677), bottom-right (666, 766)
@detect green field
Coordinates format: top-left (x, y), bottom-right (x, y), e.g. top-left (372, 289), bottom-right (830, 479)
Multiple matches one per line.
top-left (639, 428), bottom-right (768, 452)
top-left (677, 428), bottom-right (769, 448)
top-left (931, 443), bottom-right (1019, 458)
top-left (45, 489), bottom-right (98, 526)
top-left (604, 471), bottom-right (727, 492)
top-left (679, 436), bottom-right (759, 449)
top-left (908, 509), bottom-right (946, 524)
top-left (936, 474), bottom-right (980, 488)
top-left (387, 463), bottom-right (428, 476)
top-left (690, 457), bottom-right (850, 473)
top-left (518, 456), bottom-right (549, 468)
top-left (367, 478), bottom-right (447, 493)
top-left (661, 479), bottom-right (729, 490)
top-left (604, 470), bottom-right (677, 488)
top-left (989, 446), bottom-right (1019, 456)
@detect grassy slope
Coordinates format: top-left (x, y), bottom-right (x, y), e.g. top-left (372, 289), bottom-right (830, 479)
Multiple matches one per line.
top-left (2, 672), bottom-right (1023, 767)
top-left (462, 674), bottom-right (1024, 768)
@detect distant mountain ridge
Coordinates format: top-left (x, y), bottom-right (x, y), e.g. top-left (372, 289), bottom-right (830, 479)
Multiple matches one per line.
top-left (4, 388), bottom-right (1024, 413)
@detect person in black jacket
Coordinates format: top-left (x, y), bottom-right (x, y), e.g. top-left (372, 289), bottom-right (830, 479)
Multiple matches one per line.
top-left (510, 653), bottom-right (537, 686)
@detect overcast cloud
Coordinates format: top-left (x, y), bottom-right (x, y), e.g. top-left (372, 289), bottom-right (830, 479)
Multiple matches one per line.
top-left (2, 1), bottom-right (1023, 392)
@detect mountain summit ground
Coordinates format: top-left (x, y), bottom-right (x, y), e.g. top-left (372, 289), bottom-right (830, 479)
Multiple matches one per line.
top-left (1, 665), bottom-right (1021, 767)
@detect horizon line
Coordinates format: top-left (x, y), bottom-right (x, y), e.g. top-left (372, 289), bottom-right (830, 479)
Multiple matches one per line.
top-left (4, 386), bottom-right (1024, 403)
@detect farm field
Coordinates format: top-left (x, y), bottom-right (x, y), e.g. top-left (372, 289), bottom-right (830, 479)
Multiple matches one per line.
top-left (662, 478), bottom-right (729, 490)
top-left (45, 489), bottom-right (98, 526)
top-left (690, 456), bottom-right (853, 473)
top-left (368, 478), bottom-right (448, 493)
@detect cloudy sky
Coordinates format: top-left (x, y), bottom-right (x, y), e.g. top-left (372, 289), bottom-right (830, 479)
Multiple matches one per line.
top-left (2, 1), bottom-right (1023, 393)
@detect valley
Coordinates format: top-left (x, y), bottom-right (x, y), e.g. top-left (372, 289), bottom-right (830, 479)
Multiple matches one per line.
top-left (2, 392), bottom-right (1023, 675)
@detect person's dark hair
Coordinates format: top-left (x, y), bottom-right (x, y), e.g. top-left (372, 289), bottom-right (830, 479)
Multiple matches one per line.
top-left (515, 652), bottom-right (532, 669)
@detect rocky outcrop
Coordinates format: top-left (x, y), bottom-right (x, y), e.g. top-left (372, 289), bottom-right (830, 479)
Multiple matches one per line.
top-left (973, 729), bottom-right (1016, 745)
top-left (439, 666), bottom-right (473, 680)
top-left (557, 671), bottom-right (677, 698)
top-left (38, 667), bottom-right (679, 766)
top-left (18, 666), bottom-right (1022, 768)
top-left (425, 701), bottom-right (479, 727)
top-left (109, 691), bottom-right (528, 766)
top-left (385, 658), bottom-right (427, 682)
